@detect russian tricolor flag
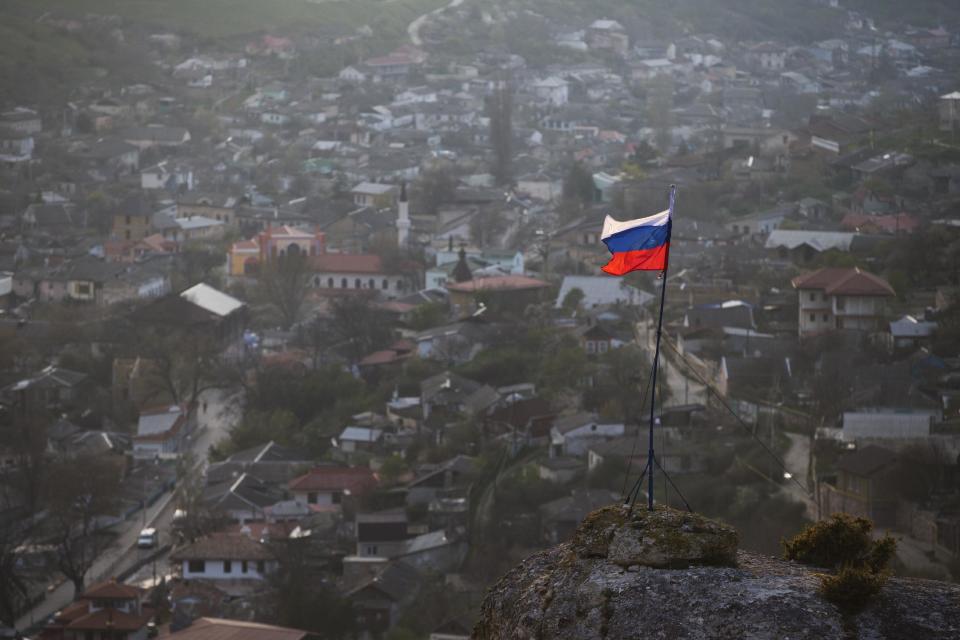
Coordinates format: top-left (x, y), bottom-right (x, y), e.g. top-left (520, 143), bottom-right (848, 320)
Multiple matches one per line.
top-left (601, 198), bottom-right (673, 276)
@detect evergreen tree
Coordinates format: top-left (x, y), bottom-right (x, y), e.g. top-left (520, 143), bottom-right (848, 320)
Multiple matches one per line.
top-left (487, 81), bottom-right (514, 186)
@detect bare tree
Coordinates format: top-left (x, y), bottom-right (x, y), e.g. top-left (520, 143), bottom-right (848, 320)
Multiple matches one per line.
top-left (135, 325), bottom-right (235, 407)
top-left (45, 454), bottom-right (123, 594)
top-left (0, 481), bottom-right (42, 627)
top-left (328, 293), bottom-right (393, 362)
top-left (171, 453), bottom-right (229, 544)
top-left (258, 252), bottom-right (313, 330)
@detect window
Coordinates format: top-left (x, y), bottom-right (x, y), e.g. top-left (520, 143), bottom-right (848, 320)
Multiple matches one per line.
top-left (307, 492), bottom-right (317, 504)
top-left (809, 293), bottom-right (815, 302)
top-left (369, 278), bottom-right (375, 289)
top-left (328, 277), bottom-right (334, 288)
top-left (257, 560), bottom-right (266, 573)
top-left (341, 278), bottom-right (347, 288)
top-left (77, 283), bottom-right (91, 296)
top-left (586, 341), bottom-right (596, 354)
top-left (242, 560), bottom-right (248, 574)
top-left (809, 313), bottom-right (815, 322)
top-left (223, 560), bottom-right (232, 573)
top-left (598, 341), bottom-right (608, 353)
top-left (382, 279), bottom-right (389, 290)
top-left (836, 296), bottom-right (845, 311)
top-left (365, 545), bottom-right (379, 555)
top-left (313, 277), bottom-right (319, 287)
top-left (822, 313), bottom-right (828, 322)
top-left (188, 560), bottom-right (205, 573)
top-left (332, 492), bottom-right (342, 504)
top-left (355, 278), bottom-right (362, 289)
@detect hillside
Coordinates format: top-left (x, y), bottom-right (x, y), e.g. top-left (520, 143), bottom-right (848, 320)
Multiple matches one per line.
top-left (0, 0), bottom-right (445, 104)
top-left (18, 0), bottom-right (446, 38)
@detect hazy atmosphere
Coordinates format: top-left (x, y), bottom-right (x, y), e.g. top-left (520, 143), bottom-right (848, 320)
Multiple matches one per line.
top-left (2, 0), bottom-right (960, 638)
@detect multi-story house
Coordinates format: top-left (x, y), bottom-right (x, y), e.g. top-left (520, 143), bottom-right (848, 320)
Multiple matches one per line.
top-left (939, 91), bottom-right (960, 133)
top-left (792, 267), bottom-right (895, 337)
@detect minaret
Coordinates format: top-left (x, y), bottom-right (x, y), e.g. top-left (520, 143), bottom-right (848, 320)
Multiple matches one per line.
top-left (397, 182), bottom-right (410, 249)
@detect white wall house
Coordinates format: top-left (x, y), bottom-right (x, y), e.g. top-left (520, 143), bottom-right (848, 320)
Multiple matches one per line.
top-left (172, 533), bottom-right (277, 587)
top-left (550, 414), bottom-right (625, 457)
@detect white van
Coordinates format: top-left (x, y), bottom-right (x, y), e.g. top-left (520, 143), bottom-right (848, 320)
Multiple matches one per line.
top-left (137, 528), bottom-right (158, 549)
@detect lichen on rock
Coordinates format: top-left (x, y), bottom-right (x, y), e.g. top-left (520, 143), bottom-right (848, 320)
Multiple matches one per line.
top-left (572, 505), bottom-right (739, 568)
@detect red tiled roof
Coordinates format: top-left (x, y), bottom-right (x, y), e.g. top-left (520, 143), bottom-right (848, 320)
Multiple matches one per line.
top-left (231, 239), bottom-right (259, 251)
top-left (83, 579), bottom-right (142, 600)
top-left (170, 533), bottom-right (274, 561)
top-left (310, 253), bottom-right (384, 274)
top-left (288, 466), bottom-right (378, 493)
top-left (840, 212), bottom-right (919, 234)
top-left (791, 267), bottom-right (895, 297)
top-left (168, 617), bottom-right (309, 640)
top-left (265, 225), bottom-right (315, 238)
top-left (446, 275), bottom-right (550, 293)
top-left (359, 340), bottom-right (415, 367)
top-left (359, 349), bottom-right (408, 367)
top-left (67, 607), bottom-right (153, 631)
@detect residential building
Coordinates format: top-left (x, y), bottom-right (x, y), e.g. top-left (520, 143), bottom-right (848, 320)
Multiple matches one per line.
top-left (346, 562), bottom-right (422, 639)
top-left (133, 404), bottom-right (193, 459)
top-left (42, 579), bottom-right (153, 640)
top-left (586, 19), bottom-right (629, 55)
top-left (819, 445), bottom-right (899, 527)
top-left (310, 253), bottom-right (413, 297)
top-left (351, 182), bottom-right (399, 208)
top-left (177, 193), bottom-right (239, 227)
top-left (940, 92), bottom-right (960, 133)
top-left (171, 533), bottom-right (278, 592)
top-left (745, 42), bottom-right (787, 71)
top-left (792, 267), bottom-right (895, 336)
top-left (121, 124), bottom-right (192, 150)
top-left (288, 466), bottom-right (379, 508)
top-left (555, 276), bottom-right (652, 309)
top-left (446, 275), bottom-right (550, 315)
top-left (549, 413), bottom-right (625, 457)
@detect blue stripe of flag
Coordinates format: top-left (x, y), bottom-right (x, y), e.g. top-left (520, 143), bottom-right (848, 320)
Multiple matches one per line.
top-left (602, 221), bottom-right (671, 254)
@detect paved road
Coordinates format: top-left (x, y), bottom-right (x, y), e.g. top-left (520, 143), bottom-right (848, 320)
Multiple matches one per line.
top-left (781, 432), bottom-right (817, 520)
top-left (15, 387), bottom-right (241, 632)
top-left (408, 0), bottom-right (465, 46)
top-left (635, 319), bottom-right (707, 406)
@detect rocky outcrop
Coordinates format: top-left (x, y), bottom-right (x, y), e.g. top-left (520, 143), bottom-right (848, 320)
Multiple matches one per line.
top-left (475, 506), bottom-right (960, 639)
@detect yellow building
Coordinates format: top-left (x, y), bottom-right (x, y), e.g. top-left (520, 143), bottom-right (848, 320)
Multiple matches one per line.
top-left (227, 225), bottom-right (326, 277)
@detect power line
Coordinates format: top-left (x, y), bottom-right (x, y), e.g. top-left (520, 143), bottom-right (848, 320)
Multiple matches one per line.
top-left (620, 370), bottom-right (654, 501)
top-left (661, 338), bottom-right (811, 496)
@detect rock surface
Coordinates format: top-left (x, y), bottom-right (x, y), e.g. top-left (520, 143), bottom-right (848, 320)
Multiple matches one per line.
top-left (574, 505), bottom-right (739, 568)
top-left (474, 507), bottom-right (960, 639)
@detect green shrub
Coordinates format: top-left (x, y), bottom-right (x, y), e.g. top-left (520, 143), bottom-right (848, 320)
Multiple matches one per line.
top-left (818, 565), bottom-right (890, 611)
top-left (783, 514), bottom-right (897, 612)
top-left (782, 513), bottom-right (895, 571)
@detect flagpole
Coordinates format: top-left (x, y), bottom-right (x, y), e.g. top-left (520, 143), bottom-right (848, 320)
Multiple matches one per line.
top-left (644, 185), bottom-right (675, 511)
